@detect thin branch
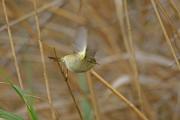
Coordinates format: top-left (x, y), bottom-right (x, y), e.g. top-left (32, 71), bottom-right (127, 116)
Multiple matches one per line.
top-left (0, 82), bottom-right (10, 85)
top-left (52, 48), bottom-right (83, 120)
top-left (2, 0), bottom-right (24, 89)
top-left (156, 0), bottom-right (180, 56)
top-left (168, 0), bottom-right (180, 53)
top-left (0, 0), bottom-right (64, 32)
top-left (91, 70), bottom-right (149, 120)
top-left (114, 0), bottom-right (144, 112)
top-left (150, 0), bottom-right (180, 70)
top-left (33, 0), bottom-right (56, 119)
top-left (124, 0), bottom-right (144, 111)
top-left (169, 0), bottom-right (180, 20)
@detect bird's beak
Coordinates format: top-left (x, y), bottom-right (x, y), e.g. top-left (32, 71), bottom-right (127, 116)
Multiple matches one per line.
top-left (48, 56), bottom-right (61, 62)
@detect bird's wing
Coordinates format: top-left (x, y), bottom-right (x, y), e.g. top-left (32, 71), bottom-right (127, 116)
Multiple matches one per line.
top-left (73, 27), bottom-right (87, 57)
top-left (85, 45), bottom-right (97, 58)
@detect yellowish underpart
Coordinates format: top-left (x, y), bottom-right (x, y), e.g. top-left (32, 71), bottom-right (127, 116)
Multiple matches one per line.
top-left (78, 50), bottom-right (86, 59)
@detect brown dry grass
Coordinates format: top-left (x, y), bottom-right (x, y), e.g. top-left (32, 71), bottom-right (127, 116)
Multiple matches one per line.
top-left (0, 0), bottom-right (180, 120)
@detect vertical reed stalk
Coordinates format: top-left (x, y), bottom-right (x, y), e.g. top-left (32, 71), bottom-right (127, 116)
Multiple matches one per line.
top-left (150, 0), bottom-right (180, 70)
top-left (114, 0), bottom-right (144, 111)
top-left (2, 0), bottom-right (24, 89)
top-left (33, 0), bottom-right (56, 119)
top-left (124, 0), bottom-right (144, 111)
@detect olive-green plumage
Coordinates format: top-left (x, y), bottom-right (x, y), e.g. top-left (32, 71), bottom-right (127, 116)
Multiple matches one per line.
top-left (59, 26), bottom-right (97, 73)
top-left (62, 53), bottom-right (96, 73)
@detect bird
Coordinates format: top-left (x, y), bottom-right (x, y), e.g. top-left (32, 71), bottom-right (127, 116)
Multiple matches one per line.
top-left (49, 27), bottom-right (97, 73)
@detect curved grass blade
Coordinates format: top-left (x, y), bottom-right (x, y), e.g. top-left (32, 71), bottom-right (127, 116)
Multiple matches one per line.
top-left (11, 84), bottom-right (38, 120)
top-left (0, 109), bottom-right (24, 120)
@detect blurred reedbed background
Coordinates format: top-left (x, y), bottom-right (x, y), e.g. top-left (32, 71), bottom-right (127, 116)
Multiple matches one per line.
top-left (0, 0), bottom-right (180, 120)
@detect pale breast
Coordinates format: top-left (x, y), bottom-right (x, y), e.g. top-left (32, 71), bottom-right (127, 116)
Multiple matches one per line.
top-left (64, 55), bottom-right (95, 73)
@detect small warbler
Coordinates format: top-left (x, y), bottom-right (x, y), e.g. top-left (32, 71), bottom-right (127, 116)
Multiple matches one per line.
top-left (49, 27), bottom-right (97, 73)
